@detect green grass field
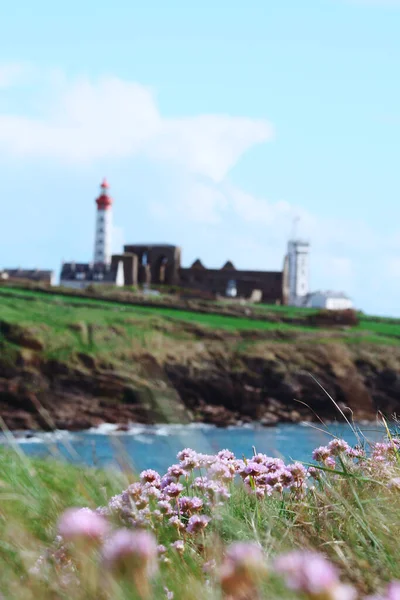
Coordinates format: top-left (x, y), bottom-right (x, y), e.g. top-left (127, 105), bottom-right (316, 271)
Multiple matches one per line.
top-left (0, 287), bottom-right (399, 364)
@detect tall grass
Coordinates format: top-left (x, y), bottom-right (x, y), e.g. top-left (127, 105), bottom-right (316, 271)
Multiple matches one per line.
top-left (0, 423), bottom-right (400, 599)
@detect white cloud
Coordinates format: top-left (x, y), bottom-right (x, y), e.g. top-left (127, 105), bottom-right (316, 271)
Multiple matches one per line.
top-left (151, 181), bottom-right (228, 224)
top-left (0, 69), bottom-right (273, 183)
top-left (0, 64), bottom-right (31, 89)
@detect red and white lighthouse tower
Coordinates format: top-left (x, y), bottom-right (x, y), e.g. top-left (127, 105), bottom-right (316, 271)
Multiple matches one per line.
top-left (94, 178), bottom-right (113, 265)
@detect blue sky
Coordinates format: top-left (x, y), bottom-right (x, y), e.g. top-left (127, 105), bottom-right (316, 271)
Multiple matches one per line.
top-left (1, 0), bottom-right (400, 315)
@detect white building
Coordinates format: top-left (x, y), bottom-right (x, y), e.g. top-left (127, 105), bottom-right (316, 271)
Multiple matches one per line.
top-left (306, 291), bottom-right (354, 311)
top-left (287, 239), bottom-right (310, 306)
top-left (0, 268), bottom-right (55, 286)
top-left (59, 261), bottom-right (125, 289)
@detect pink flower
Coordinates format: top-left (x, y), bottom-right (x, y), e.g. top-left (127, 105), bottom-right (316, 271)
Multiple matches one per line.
top-left (275, 551), bottom-right (338, 595)
top-left (327, 439), bottom-right (350, 456)
top-left (163, 483), bottom-right (184, 498)
top-left (217, 449), bottom-right (236, 461)
top-left (171, 540), bottom-right (185, 554)
top-left (186, 515), bottom-right (210, 535)
top-left (178, 496), bottom-right (204, 514)
top-left (386, 582), bottom-right (400, 600)
top-left (103, 529), bottom-right (158, 576)
top-left (220, 542), bottom-right (267, 598)
top-left (168, 516), bottom-right (185, 531)
top-left (225, 542), bottom-right (266, 571)
top-left (158, 500), bottom-right (173, 515)
top-left (244, 462), bottom-right (267, 477)
top-left (388, 478), bottom-right (400, 490)
top-left (167, 464), bottom-right (185, 479)
top-left (368, 582), bottom-right (400, 600)
top-left (312, 446), bottom-right (331, 463)
top-left (57, 508), bottom-right (108, 544)
top-left (140, 469), bottom-right (161, 486)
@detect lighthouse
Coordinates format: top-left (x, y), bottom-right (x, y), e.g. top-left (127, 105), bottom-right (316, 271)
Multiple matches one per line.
top-left (94, 179), bottom-right (113, 265)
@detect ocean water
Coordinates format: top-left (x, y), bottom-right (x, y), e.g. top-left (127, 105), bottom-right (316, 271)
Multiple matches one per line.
top-left (1, 422), bottom-right (388, 474)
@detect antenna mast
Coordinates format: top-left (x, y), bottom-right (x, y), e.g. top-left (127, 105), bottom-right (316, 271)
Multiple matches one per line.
top-left (291, 216), bottom-right (300, 240)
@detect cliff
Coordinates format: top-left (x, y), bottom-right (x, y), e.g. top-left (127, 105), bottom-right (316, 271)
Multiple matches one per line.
top-left (1, 288), bottom-right (400, 430)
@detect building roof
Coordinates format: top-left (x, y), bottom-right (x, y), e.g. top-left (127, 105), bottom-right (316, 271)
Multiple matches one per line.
top-left (60, 262), bottom-right (120, 283)
top-left (190, 259), bottom-right (206, 269)
top-left (125, 244), bottom-right (178, 249)
top-left (1, 268), bottom-right (54, 283)
top-left (309, 290), bottom-right (351, 300)
top-left (221, 260), bottom-right (236, 270)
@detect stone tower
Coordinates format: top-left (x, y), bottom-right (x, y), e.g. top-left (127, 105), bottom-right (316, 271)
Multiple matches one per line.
top-left (94, 178), bottom-right (113, 264)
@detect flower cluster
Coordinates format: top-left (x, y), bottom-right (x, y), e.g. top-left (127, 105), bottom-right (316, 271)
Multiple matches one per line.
top-left (29, 436), bottom-right (400, 599)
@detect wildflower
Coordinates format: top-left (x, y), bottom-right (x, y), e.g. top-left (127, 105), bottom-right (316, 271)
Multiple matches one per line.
top-left (177, 448), bottom-right (195, 461)
top-left (103, 529), bottom-right (158, 598)
top-left (288, 462), bottom-right (308, 481)
top-left (186, 515), bottom-right (210, 535)
top-left (252, 453), bottom-right (270, 464)
top-left (125, 482), bottom-right (143, 500)
top-left (274, 551), bottom-right (355, 600)
top-left (385, 581), bottom-right (400, 600)
top-left (167, 464), bottom-right (185, 479)
top-left (135, 495), bottom-right (149, 510)
top-left (158, 500), bottom-right (174, 515)
top-left (168, 516), bottom-right (185, 531)
top-left (326, 456), bottom-right (336, 468)
top-left (388, 478), bottom-right (400, 490)
top-left (220, 542), bottom-right (267, 599)
top-left (244, 462), bottom-right (267, 477)
top-left (217, 449), bottom-right (236, 461)
top-left (193, 476), bottom-right (209, 491)
top-left (57, 508), bottom-right (109, 545)
top-left (160, 475), bottom-right (175, 490)
top-left (264, 457), bottom-right (286, 472)
top-left (308, 466), bottom-right (321, 480)
top-left (209, 461), bottom-right (235, 482)
top-left (108, 494), bottom-right (125, 513)
top-left (163, 483), bottom-right (184, 498)
top-left (164, 587), bottom-right (174, 599)
top-left (140, 469), bottom-right (161, 486)
top-left (177, 448), bottom-right (200, 469)
top-left (178, 496), bottom-right (204, 514)
top-left (347, 447), bottom-right (365, 459)
top-left (171, 540), bottom-right (185, 554)
top-left (143, 484), bottom-right (161, 499)
top-left (312, 446), bottom-right (331, 463)
top-left (327, 439), bottom-right (351, 456)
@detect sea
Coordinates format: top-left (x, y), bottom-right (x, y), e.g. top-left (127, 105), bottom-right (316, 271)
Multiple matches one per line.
top-left (0, 422), bottom-right (388, 474)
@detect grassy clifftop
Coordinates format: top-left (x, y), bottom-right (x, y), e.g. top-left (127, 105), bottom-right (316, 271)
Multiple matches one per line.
top-left (0, 285), bottom-right (400, 430)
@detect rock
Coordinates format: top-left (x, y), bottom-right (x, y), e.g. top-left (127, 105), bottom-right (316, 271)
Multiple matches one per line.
top-left (0, 320), bottom-right (43, 351)
top-left (260, 413), bottom-right (280, 426)
top-left (77, 352), bottom-right (97, 370)
top-left (116, 424), bottom-right (130, 431)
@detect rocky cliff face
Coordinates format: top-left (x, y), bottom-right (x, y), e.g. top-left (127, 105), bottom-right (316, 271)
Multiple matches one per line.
top-left (1, 320), bottom-right (399, 431)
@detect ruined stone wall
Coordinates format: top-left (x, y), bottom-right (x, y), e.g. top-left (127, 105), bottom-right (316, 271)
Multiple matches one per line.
top-left (179, 267), bottom-right (284, 304)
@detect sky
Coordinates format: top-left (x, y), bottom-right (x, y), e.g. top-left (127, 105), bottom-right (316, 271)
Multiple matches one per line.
top-left (1, 0), bottom-right (400, 316)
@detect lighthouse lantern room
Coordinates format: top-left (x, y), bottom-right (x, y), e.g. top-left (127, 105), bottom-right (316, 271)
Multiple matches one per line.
top-left (94, 178), bottom-right (113, 265)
